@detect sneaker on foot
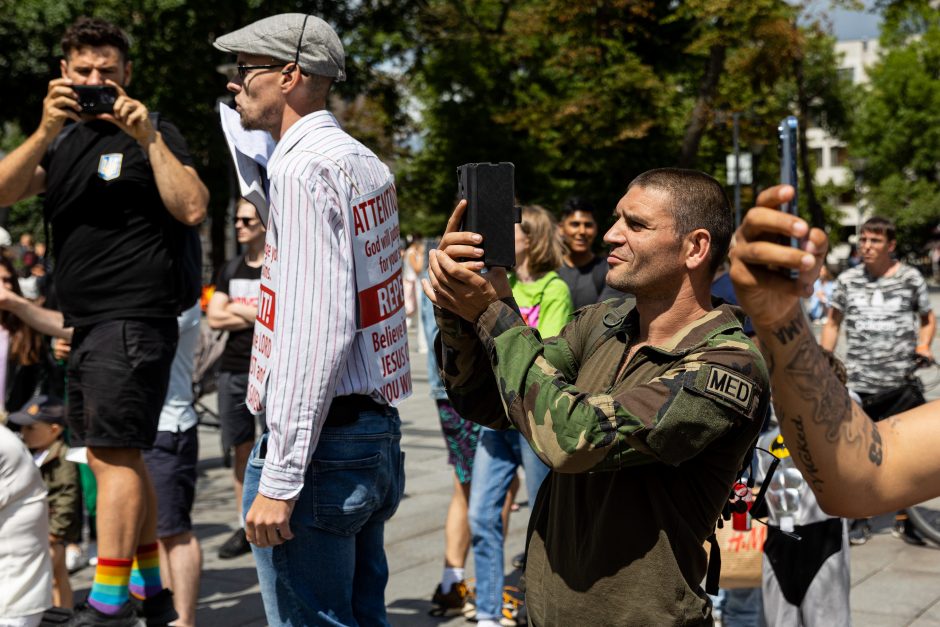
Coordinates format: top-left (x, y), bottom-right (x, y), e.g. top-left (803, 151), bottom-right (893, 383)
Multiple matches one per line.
top-left (500, 585), bottom-right (525, 627)
top-left (429, 580), bottom-right (474, 618)
top-left (65, 602), bottom-right (144, 627)
top-left (893, 519), bottom-right (927, 547)
top-left (849, 520), bottom-right (871, 546)
top-left (66, 544), bottom-right (87, 573)
top-left (218, 528), bottom-right (251, 559)
top-left (129, 589), bottom-right (179, 627)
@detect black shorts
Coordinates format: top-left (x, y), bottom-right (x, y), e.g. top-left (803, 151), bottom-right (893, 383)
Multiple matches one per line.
top-left (67, 318), bottom-right (178, 449)
top-left (218, 370), bottom-right (265, 450)
top-left (143, 427), bottom-right (198, 538)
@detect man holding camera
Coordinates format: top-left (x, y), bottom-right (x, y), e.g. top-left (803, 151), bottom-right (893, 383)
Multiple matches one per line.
top-left (425, 168), bottom-right (770, 625)
top-left (214, 13), bottom-right (407, 626)
top-left (0, 16), bottom-right (207, 626)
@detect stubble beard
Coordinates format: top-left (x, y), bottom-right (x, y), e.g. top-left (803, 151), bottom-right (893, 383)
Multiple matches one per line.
top-left (240, 101), bottom-right (281, 136)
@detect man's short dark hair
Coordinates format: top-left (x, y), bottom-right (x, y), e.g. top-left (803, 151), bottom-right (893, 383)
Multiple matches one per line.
top-left (560, 197), bottom-right (596, 222)
top-left (627, 168), bottom-right (733, 275)
top-left (861, 216), bottom-right (896, 242)
top-left (61, 17), bottom-right (130, 62)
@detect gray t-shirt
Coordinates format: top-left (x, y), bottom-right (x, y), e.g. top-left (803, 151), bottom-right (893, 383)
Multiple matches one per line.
top-left (831, 263), bottom-right (931, 393)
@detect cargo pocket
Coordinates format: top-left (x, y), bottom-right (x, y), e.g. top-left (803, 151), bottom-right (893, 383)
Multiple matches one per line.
top-left (310, 452), bottom-right (383, 536)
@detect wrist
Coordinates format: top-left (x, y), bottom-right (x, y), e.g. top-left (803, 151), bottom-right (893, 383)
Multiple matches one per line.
top-left (34, 124), bottom-right (59, 147)
top-left (754, 302), bottom-right (806, 346)
top-left (138, 129), bottom-right (159, 150)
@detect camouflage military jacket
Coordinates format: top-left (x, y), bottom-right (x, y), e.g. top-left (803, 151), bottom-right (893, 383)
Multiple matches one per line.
top-left (436, 297), bottom-right (769, 626)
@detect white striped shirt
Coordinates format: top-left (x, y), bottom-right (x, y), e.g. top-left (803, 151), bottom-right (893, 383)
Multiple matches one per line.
top-left (251, 110), bottom-right (392, 500)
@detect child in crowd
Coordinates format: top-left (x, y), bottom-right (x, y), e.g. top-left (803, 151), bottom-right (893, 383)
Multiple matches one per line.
top-left (9, 395), bottom-right (82, 609)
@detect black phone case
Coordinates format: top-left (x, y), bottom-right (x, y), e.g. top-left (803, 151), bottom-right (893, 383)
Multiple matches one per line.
top-left (457, 162), bottom-right (519, 268)
top-left (73, 86), bottom-right (117, 114)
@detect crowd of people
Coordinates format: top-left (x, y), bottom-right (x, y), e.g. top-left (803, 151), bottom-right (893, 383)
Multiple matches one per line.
top-left (1, 11), bottom-right (940, 627)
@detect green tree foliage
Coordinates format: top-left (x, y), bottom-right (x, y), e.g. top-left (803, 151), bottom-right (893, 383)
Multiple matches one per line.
top-left (0, 0), bottom-right (419, 263)
top-left (0, 0), bottom-right (851, 250)
top-left (849, 4), bottom-right (940, 254)
top-left (399, 0), bottom-right (849, 234)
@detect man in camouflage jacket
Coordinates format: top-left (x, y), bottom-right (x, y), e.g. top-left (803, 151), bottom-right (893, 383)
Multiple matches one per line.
top-left (425, 168), bottom-right (769, 626)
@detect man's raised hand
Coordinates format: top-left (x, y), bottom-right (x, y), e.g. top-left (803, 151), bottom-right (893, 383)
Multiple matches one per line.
top-left (421, 199), bottom-right (511, 322)
top-left (39, 78), bottom-right (81, 140)
top-left (729, 185), bottom-right (829, 329)
top-left (99, 80), bottom-right (157, 146)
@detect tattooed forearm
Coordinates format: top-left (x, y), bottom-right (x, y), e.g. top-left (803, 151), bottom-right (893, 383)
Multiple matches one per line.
top-left (767, 308), bottom-right (886, 479)
top-left (790, 412), bottom-right (826, 492)
top-left (869, 419), bottom-right (884, 466)
top-left (784, 335), bottom-right (856, 443)
top-left (772, 312), bottom-right (806, 346)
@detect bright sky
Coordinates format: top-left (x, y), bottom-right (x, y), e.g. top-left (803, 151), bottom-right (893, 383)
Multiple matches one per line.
top-left (805, 1), bottom-right (882, 40)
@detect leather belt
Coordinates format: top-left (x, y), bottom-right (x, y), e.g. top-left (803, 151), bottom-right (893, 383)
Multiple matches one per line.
top-left (324, 395), bottom-right (386, 427)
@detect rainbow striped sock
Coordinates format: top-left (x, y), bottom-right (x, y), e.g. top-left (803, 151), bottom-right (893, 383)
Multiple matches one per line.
top-left (88, 557), bottom-right (132, 615)
top-left (129, 542), bottom-right (162, 600)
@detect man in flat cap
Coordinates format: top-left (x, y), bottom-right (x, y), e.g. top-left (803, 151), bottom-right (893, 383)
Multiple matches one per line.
top-left (215, 14), bottom-right (410, 626)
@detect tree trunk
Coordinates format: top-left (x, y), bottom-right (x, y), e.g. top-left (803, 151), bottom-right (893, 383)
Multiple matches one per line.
top-left (678, 43), bottom-right (726, 168)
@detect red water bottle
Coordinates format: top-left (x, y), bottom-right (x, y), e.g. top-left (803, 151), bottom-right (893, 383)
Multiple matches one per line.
top-left (731, 482), bottom-right (753, 531)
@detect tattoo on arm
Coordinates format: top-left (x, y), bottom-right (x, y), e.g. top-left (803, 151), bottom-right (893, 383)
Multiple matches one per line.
top-left (869, 420), bottom-right (884, 466)
top-left (790, 413), bottom-right (826, 492)
top-left (770, 310), bottom-right (886, 494)
top-left (772, 314), bottom-right (805, 346)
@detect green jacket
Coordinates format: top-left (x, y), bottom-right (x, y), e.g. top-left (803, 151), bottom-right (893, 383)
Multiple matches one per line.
top-left (436, 297), bottom-right (769, 626)
top-left (38, 438), bottom-right (83, 543)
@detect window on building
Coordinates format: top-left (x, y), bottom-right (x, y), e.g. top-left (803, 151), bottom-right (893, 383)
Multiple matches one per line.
top-left (839, 188), bottom-right (855, 204)
top-left (812, 147), bottom-right (825, 168)
top-left (837, 67), bottom-right (854, 83)
top-left (831, 146), bottom-right (849, 167)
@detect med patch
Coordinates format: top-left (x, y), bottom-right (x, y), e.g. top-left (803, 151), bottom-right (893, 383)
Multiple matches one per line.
top-left (696, 365), bottom-right (758, 416)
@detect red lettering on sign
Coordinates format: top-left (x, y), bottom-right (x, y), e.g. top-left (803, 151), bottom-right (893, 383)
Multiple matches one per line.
top-left (257, 285), bottom-right (276, 331)
top-left (358, 271), bottom-right (405, 327)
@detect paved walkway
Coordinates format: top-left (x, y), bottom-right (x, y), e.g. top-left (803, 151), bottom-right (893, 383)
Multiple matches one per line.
top-left (68, 300), bottom-right (940, 626)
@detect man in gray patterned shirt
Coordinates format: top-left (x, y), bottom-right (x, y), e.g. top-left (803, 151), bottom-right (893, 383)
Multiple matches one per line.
top-left (821, 216), bottom-right (935, 545)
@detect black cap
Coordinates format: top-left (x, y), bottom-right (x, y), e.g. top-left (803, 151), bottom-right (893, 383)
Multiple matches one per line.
top-left (8, 395), bottom-right (65, 426)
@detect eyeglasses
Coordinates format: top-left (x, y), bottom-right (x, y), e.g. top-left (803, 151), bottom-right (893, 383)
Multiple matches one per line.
top-left (234, 217), bottom-right (259, 227)
top-left (235, 63), bottom-right (285, 80)
top-left (234, 15), bottom-right (310, 81)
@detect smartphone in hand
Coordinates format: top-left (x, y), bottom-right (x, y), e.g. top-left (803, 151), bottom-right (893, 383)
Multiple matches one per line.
top-left (456, 162), bottom-right (520, 268)
top-left (778, 116), bottom-right (805, 276)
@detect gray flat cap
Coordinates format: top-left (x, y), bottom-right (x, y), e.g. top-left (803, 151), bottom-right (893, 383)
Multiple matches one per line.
top-left (214, 13), bottom-right (345, 81)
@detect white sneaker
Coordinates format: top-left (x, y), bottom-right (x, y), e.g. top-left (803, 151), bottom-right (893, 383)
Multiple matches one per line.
top-left (66, 544), bottom-right (87, 572)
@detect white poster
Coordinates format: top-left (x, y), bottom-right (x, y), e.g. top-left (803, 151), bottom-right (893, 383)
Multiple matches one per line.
top-left (349, 177), bottom-right (412, 406)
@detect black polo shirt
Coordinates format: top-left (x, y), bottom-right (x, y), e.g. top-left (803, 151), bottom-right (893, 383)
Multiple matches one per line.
top-left (41, 118), bottom-right (195, 327)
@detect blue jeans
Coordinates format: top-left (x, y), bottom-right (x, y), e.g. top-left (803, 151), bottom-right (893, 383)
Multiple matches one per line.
top-left (721, 587), bottom-right (764, 627)
top-left (243, 409), bottom-right (405, 627)
top-left (468, 428), bottom-right (550, 620)
top-left (419, 275), bottom-right (446, 400)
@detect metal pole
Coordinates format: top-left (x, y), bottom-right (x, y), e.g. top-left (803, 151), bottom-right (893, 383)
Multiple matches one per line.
top-left (733, 112), bottom-right (741, 228)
